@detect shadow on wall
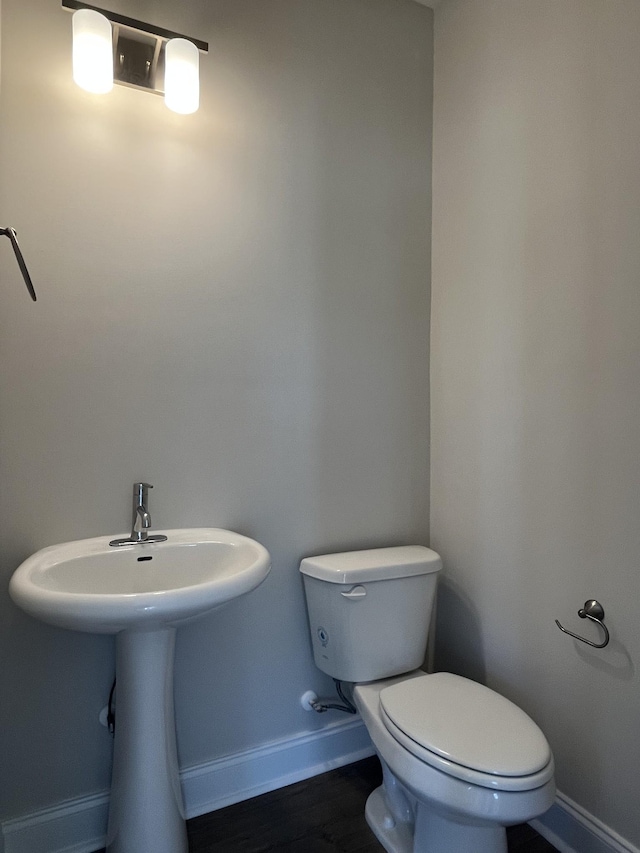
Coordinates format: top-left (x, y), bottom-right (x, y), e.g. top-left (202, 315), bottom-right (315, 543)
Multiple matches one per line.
top-left (433, 577), bottom-right (487, 685)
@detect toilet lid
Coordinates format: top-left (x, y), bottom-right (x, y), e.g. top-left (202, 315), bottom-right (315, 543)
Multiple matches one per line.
top-left (379, 673), bottom-right (551, 778)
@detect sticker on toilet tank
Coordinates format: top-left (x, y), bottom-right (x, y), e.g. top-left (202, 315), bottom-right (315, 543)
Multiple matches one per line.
top-left (317, 626), bottom-right (329, 647)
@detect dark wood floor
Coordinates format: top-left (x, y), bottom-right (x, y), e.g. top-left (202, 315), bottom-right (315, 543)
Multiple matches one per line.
top-left (96, 756), bottom-right (558, 852)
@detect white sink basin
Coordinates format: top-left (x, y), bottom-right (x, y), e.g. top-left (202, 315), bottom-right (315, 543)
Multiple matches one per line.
top-left (9, 528), bottom-right (271, 633)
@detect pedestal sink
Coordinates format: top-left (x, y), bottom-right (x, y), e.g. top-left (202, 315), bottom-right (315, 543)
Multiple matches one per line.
top-left (9, 528), bottom-right (271, 853)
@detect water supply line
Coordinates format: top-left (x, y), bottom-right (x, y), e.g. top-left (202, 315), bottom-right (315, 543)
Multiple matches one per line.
top-left (1, 227), bottom-right (37, 301)
top-left (304, 680), bottom-right (357, 714)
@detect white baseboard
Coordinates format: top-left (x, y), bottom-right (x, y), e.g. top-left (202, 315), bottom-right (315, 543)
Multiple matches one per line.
top-left (183, 716), bottom-right (373, 819)
top-left (2, 718), bottom-right (374, 853)
top-left (531, 790), bottom-right (639, 853)
top-left (0, 792), bottom-right (109, 853)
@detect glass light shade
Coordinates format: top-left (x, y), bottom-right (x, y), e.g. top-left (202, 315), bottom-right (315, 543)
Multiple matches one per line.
top-left (72, 9), bottom-right (113, 94)
top-left (164, 38), bottom-right (199, 114)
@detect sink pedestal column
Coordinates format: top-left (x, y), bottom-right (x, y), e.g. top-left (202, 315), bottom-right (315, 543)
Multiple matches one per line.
top-left (106, 627), bottom-right (188, 853)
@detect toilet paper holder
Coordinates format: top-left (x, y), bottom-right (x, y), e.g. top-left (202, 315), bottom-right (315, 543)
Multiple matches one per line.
top-left (555, 599), bottom-right (609, 648)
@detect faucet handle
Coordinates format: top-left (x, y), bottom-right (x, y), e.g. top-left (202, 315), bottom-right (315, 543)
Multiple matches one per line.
top-left (133, 482), bottom-right (153, 506)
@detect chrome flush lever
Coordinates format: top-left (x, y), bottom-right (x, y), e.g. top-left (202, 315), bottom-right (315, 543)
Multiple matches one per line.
top-left (1, 227), bottom-right (37, 301)
top-left (555, 599), bottom-right (610, 649)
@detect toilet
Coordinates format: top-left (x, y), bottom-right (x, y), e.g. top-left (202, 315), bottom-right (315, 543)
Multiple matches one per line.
top-left (300, 546), bottom-right (555, 853)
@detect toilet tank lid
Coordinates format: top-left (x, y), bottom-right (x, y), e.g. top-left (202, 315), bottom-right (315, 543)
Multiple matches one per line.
top-left (300, 546), bottom-right (442, 584)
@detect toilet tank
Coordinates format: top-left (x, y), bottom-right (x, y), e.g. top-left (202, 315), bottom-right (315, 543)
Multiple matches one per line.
top-left (300, 546), bottom-right (441, 683)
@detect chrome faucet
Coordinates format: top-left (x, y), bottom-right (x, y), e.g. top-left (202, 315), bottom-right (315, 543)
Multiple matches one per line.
top-left (109, 482), bottom-right (168, 547)
top-left (132, 482), bottom-right (153, 541)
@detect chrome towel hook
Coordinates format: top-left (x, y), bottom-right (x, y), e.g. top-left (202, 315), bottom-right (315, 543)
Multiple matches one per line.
top-left (1, 227), bottom-right (37, 301)
top-left (555, 599), bottom-right (609, 648)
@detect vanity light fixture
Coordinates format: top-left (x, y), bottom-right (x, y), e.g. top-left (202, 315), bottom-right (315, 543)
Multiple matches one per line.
top-left (62, 0), bottom-right (208, 114)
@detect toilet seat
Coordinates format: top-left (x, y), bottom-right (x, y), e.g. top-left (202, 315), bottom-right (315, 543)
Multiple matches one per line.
top-left (379, 673), bottom-right (554, 792)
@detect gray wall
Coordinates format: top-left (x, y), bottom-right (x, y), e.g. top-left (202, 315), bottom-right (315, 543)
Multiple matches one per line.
top-left (0, 0), bottom-right (433, 820)
top-left (431, 0), bottom-right (639, 847)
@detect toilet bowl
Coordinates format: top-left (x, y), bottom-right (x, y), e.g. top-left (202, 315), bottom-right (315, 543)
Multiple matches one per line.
top-left (300, 546), bottom-right (556, 853)
top-left (354, 672), bottom-right (555, 853)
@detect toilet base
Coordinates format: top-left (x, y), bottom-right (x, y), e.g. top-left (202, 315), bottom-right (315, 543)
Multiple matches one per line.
top-left (365, 784), bottom-right (508, 853)
top-left (365, 786), bottom-right (414, 853)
